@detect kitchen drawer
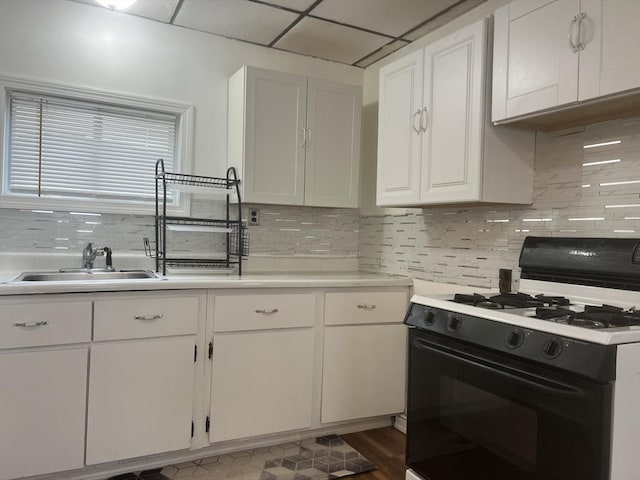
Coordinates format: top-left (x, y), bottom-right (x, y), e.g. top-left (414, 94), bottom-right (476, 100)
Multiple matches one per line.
top-left (214, 293), bottom-right (316, 332)
top-left (94, 294), bottom-right (199, 341)
top-left (324, 290), bottom-right (408, 325)
top-left (0, 301), bottom-right (91, 349)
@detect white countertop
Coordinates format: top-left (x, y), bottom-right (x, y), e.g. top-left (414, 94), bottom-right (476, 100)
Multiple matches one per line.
top-left (0, 271), bottom-right (411, 295)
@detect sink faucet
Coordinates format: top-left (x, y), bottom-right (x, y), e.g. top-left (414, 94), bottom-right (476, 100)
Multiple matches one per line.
top-left (82, 243), bottom-right (114, 271)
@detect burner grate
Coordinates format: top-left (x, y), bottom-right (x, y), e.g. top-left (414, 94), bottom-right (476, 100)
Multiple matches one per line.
top-left (453, 292), bottom-right (571, 309)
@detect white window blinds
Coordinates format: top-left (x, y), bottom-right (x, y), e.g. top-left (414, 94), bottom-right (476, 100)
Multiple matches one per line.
top-left (7, 91), bottom-right (177, 204)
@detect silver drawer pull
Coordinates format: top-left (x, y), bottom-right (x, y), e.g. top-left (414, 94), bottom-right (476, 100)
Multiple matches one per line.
top-left (357, 304), bottom-right (376, 310)
top-left (134, 314), bottom-right (164, 320)
top-left (255, 308), bottom-right (279, 314)
top-left (13, 321), bottom-right (48, 328)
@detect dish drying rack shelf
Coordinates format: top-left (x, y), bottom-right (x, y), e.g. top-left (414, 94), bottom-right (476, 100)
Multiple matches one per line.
top-left (145, 159), bottom-right (248, 275)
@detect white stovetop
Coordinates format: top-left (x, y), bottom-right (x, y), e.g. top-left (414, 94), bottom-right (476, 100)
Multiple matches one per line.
top-left (412, 280), bottom-right (640, 345)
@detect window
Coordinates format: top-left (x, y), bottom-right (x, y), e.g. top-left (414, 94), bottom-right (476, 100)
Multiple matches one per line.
top-left (1, 77), bottom-right (193, 214)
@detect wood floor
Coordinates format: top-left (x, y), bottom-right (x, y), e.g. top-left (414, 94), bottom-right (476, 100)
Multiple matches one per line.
top-left (342, 427), bottom-right (407, 480)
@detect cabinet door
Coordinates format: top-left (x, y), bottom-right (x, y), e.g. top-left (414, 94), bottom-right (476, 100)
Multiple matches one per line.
top-left (0, 347), bottom-right (87, 480)
top-left (420, 19), bottom-right (485, 203)
top-left (210, 329), bottom-right (314, 442)
top-left (86, 336), bottom-right (195, 464)
top-left (243, 68), bottom-right (307, 205)
top-left (377, 50), bottom-right (424, 206)
top-left (579, 0), bottom-right (640, 101)
top-left (492, 0), bottom-right (580, 121)
top-left (305, 79), bottom-right (361, 208)
top-left (321, 324), bottom-right (406, 423)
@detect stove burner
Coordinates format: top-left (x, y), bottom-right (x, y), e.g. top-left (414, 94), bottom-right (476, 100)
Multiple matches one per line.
top-left (453, 292), bottom-right (571, 309)
top-left (534, 304), bottom-right (640, 329)
top-left (535, 306), bottom-right (574, 320)
top-left (534, 294), bottom-right (570, 306)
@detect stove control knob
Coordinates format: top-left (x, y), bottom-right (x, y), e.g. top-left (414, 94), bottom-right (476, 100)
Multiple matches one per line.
top-left (424, 310), bottom-right (436, 326)
top-left (447, 316), bottom-right (462, 332)
top-left (542, 338), bottom-right (562, 359)
top-left (505, 329), bottom-right (524, 349)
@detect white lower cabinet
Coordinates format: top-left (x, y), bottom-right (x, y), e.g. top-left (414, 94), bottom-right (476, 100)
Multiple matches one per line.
top-left (0, 347), bottom-right (88, 480)
top-left (321, 290), bottom-right (408, 423)
top-left (210, 329), bottom-right (315, 442)
top-left (85, 293), bottom-right (201, 465)
top-left (0, 298), bottom-right (91, 480)
top-left (209, 292), bottom-right (316, 442)
top-left (321, 324), bottom-right (407, 423)
top-left (0, 284), bottom-right (409, 480)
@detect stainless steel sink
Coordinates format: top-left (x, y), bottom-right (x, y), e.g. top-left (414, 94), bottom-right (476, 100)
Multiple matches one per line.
top-left (13, 270), bottom-right (158, 282)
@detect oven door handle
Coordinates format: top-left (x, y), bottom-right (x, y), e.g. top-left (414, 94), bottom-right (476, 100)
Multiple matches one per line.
top-left (415, 338), bottom-right (584, 397)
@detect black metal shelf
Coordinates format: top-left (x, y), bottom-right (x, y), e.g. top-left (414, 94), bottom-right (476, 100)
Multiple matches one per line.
top-left (146, 159), bottom-right (248, 276)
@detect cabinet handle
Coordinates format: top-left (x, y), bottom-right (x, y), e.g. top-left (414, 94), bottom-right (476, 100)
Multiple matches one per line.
top-left (255, 308), bottom-right (279, 314)
top-left (300, 127), bottom-right (307, 148)
top-left (306, 128), bottom-right (312, 147)
top-left (569, 12), bottom-right (587, 52)
top-left (13, 321), bottom-right (48, 328)
top-left (412, 109), bottom-right (422, 134)
top-left (420, 106), bottom-right (428, 132)
top-left (357, 304), bottom-right (376, 310)
top-left (134, 314), bottom-right (164, 320)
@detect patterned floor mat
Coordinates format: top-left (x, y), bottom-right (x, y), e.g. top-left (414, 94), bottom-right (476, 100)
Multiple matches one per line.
top-left (109, 434), bottom-right (376, 480)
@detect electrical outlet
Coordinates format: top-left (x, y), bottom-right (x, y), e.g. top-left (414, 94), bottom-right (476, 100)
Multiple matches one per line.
top-left (249, 208), bottom-right (260, 226)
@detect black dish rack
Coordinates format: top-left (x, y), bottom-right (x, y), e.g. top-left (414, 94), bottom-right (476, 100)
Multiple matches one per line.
top-left (145, 159), bottom-right (248, 275)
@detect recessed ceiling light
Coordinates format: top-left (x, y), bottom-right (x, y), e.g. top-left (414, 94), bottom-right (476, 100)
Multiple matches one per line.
top-left (96, 0), bottom-right (137, 10)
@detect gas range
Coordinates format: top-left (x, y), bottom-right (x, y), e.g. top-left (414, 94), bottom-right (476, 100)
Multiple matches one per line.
top-left (404, 237), bottom-right (640, 480)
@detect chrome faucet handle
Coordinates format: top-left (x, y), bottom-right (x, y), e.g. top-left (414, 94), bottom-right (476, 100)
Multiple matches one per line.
top-left (102, 247), bottom-right (114, 271)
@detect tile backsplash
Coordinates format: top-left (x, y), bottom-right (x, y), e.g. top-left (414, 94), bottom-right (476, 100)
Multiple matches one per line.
top-left (0, 200), bottom-right (359, 261)
top-left (359, 115), bottom-right (640, 289)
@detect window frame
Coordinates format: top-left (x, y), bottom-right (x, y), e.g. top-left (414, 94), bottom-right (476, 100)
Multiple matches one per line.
top-left (0, 75), bottom-right (194, 215)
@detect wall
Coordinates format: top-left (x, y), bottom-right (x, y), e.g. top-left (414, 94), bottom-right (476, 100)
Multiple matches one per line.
top-left (359, 115), bottom-right (640, 289)
top-left (0, 0), bottom-right (362, 269)
top-left (0, 0), bottom-right (362, 178)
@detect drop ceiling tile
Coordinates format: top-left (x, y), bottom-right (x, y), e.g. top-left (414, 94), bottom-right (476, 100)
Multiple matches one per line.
top-left (259, 0), bottom-right (318, 12)
top-left (403, 0), bottom-right (486, 41)
top-left (74, 0), bottom-right (181, 22)
top-left (310, 0), bottom-right (459, 37)
top-left (274, 16), bottom-right (390, 65)
top-left (355, 40), bottom-right (409, 68)
top-left (174, 0), bottom-right (299, 45)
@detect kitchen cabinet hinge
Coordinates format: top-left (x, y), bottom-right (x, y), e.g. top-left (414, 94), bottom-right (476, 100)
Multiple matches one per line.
top-left (205, 416), bottom-right (210, 433)
top-left (191, 421), bottom-right (194, 438)
top-left (208, 341), bottom-right (213, 359)
top-left (194, 344), bottom-right (197, 362)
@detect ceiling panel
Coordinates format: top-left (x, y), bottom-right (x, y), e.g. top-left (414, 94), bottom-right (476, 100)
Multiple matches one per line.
top-left (310, 0), bottom-right (459, 37)
top-left (258, 0), bottom-right (318, 12)
top-left (355, 40), bottom-right (410, 68)
top-left (274, 16), bottom-right (391, 65)
top-left (68, 0), bottom-right (487, 67)
top-left (403, 0), bottom-right (486, 41)
top-left (74, 0), bottom-right (181, 22)
top-left (174, 0), bottom-right (299, 45)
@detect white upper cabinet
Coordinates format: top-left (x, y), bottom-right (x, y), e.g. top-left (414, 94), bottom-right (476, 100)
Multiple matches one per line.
top-left (228, 66), bottom-right (361, 208)
top-left (493, 0), bottom-right (640, 124)
top-left (377, 50), bottom-right (424, 206)
top-left (420, 20), bottom-right (485, 203)
top-left (579, 0), bottom-right (640, 101)
top-left (492, 0), bottom-right (580, 122)
top-left (377, 18), bottom-right (535, 207)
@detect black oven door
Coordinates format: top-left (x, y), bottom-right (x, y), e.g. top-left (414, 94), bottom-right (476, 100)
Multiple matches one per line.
top-left (407, 328), bottom-right (612, 480)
